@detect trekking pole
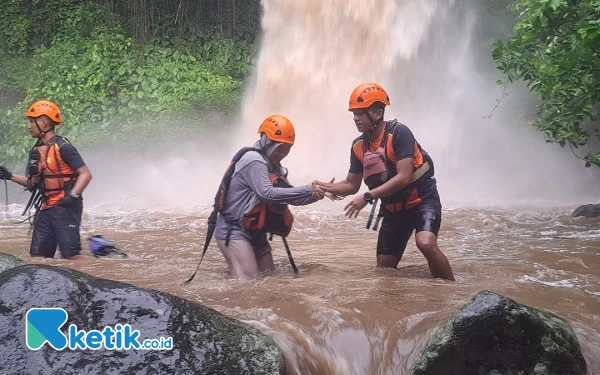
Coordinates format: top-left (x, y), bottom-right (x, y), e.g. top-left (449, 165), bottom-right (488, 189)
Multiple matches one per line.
top-left (372, 212), bottom-right (383, 231)
top-left (3, 179), bottom-right (8, 220)
top-left (281, 236), bottom-right (298, 274)
top-left (366, 198), bottom-right (379, 229)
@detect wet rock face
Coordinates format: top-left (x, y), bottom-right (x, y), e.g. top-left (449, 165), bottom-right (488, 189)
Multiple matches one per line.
top-left (0, 252), bottom-right (25, 274)
top-left (409, 290), bottom-right (587, 375)
top-left (572, 204), bottom-right (600, 218)
top-left (0, 265), bottom-right (284, 375)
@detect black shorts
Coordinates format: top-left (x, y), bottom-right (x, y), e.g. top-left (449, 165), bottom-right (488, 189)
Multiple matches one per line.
top-left (30, 203), bottom-right (83, 258)
top-left (376, 193), bottom-right (442, 258)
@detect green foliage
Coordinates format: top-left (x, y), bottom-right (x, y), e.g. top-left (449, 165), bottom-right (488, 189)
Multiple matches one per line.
top-left (0, 2), bottom-right (256, 168)
top-left (0, 0), bottom-right (30, 56)
top-left (0, 57), bottom-right (32, 97)
top-left (492, 0), bottom-right (600, 167)
top-left (123, 44), bottom-right (241, 113)
top-left (0, 0), bottom-right (83, 57)
top-left (147, 25), bottom-right (257, 79)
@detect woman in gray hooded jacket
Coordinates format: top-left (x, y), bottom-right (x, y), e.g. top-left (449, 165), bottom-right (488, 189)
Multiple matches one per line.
top-left (214, 115), bottom-right (326, 280)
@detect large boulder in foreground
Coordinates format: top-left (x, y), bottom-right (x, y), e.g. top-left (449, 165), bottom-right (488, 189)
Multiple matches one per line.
top-left (409, 290), bottom-right (587, 375)
top-left (0, 252), bottom-right (25, 274)
top-left (0, 264), bottom-right (284, 375)
top-left (572, 203), bottom-right (600, 218)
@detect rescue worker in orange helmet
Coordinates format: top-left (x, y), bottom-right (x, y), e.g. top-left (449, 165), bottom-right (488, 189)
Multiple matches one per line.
top-left (313, 83), bottom-right (455, 280)
top-left (212, 115), bottom-right (327, 280)
top-left (0, 100), bottom-right (92, 259)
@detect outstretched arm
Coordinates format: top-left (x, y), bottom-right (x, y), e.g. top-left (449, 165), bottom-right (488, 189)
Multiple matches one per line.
top-left (11, 174), bottom-right (29, 187)
top-left (313, 172), bottom-right (362, 197)
top-left (243, 161), bottom-right (317, 204)
top-left (0, 166), bottom-right (28, 187)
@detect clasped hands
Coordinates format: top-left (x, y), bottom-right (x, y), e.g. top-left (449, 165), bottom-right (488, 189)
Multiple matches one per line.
top-left (310, 179), bottom-right (367, 218)
top-left (309, 178), bottom-right (341, 202)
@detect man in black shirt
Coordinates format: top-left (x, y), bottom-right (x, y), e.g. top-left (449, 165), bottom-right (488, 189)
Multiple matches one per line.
top-left (314, 83), bottom-right (454, 280)
top-left (0, 100), bottom-right (92, 259)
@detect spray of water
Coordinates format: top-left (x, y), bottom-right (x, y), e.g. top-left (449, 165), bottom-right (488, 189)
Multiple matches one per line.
top-left (235, 0), bottom-right (600, 208)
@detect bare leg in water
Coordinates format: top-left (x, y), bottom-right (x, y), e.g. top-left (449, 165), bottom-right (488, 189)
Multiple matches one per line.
top-left (217, 240), bottom-right (274, 280)
top-left (256, 251), bottom-right (275, 273)
top-left (415, 231), bottom-right (455, 281)
top-left (375, 232), bottom-right (455, 281)
top-left (376, 255), bottom-right (401, 268)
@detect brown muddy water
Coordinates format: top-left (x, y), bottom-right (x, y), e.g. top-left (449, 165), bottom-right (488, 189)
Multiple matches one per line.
top-left (1, 203), bottom-right (599, 374)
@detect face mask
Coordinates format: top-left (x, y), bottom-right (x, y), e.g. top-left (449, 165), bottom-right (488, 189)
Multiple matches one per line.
top-left (256, 133), bottom-right (283, 159)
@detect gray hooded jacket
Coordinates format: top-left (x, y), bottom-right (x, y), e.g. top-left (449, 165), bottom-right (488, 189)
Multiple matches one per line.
top-left (214, 135), bottom-right (315, 244)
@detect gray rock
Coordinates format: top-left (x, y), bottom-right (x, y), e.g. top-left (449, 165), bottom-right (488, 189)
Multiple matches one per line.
top-left (0, 252), bottom-right (25, 274)
top-left (572, 204), bottom-right (600, 218)
top-left (409, 290), bottom-right (587, 375)
top-left (0, 265), bottom-right (284, 375)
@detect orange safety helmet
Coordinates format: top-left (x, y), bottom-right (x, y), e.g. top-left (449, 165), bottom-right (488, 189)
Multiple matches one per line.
top-left (26, 100), bottom-right (62, 124)
top-left (257, 115), bottom-right (295, 145)
top-left (348, 83), bottom-right (390, 111)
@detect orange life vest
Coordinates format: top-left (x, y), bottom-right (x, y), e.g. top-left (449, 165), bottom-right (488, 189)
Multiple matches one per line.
top-left (27, 136), bottom-right (77, 210)
top-left (240, 173), bottom-right (295, 237)
top-left (352, 120), bottom-right (433, 212)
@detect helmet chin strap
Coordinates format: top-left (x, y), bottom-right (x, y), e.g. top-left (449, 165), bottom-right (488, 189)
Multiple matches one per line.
top-left (33, 118), bottom-right (45, 139)
top-left (365, 111), bottom-right (383, 136)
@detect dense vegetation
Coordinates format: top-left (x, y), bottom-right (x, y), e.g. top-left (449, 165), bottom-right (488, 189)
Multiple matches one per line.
top-left (0, 0), bottom-right (261, 166)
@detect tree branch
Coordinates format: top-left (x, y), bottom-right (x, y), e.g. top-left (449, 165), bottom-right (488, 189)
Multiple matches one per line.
top-left (485, 80), bottom-right (509, 119)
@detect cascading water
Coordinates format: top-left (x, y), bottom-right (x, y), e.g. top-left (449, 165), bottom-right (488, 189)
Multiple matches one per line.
top-left (237, 0), bottom-right (600, 207)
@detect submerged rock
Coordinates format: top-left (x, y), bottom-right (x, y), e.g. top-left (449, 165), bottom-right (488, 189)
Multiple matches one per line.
top-left (0, 265), bottom-right (284, 375)
top-left (0, 252), bottom-right (25, 274)
top-left (572, 203), bottom-right (600, 218)
top-left (409, 290), bottom-right (587, 375)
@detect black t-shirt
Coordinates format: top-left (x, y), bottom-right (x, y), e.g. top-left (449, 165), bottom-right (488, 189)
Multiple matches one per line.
top-left (59, 143), bottom-right (86, 171)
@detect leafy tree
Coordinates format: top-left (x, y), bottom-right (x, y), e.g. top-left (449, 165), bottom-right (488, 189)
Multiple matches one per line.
top-left (492, 0), bottom-right (600, 167)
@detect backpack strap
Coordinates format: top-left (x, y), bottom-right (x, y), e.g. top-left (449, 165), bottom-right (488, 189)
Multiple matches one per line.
top-left (382, 120), bottom-right (400, 154)
top-left (51, 135), bottom-right (70, 147)
top-left (363, 120), bottom-right (400, 155)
